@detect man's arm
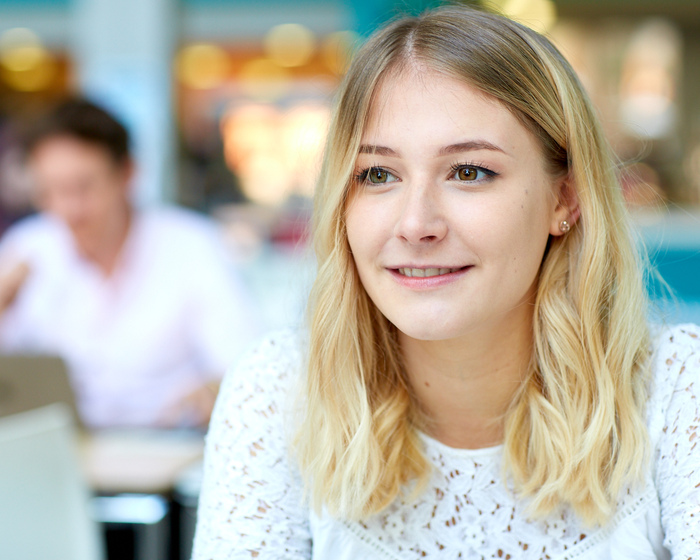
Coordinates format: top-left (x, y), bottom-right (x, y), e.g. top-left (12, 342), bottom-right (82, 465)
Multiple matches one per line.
top-left (158, 379), bottom-right (220, 428)
top-left (0, 262), bottom-right (29, 314)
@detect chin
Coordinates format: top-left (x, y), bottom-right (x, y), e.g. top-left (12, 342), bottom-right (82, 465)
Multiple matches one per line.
top-left (391, 318), bottom-right (466, 342)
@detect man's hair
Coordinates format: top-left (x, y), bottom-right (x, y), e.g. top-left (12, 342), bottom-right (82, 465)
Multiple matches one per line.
top-left (24, 99), bottom-right (130, 164)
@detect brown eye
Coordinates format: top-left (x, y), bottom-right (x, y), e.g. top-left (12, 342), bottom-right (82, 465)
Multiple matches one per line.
top-left (368, 168), bottom-right (389, 183)
top-left (457, 166), bottom-right (478, 181)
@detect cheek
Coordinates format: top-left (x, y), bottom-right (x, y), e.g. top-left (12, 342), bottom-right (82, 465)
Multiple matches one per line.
top-left (507, 196), bottom-right (553, 272)
top-left (345, 196), bottom-right (387, 266)
top-left (470, 190), bottom-right (551, 269)
top-left (49, 193), bottom-right (79, 218)
top-left (91, 186), bottom-right (121, 217)
top-left (94, 195), bottom-right (114, 218)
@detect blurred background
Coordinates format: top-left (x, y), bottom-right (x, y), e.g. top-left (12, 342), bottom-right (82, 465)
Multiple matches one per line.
top-left (0, 0), bottom-right (699, 559)
top-left (0, 0), bottom-right (699, 319)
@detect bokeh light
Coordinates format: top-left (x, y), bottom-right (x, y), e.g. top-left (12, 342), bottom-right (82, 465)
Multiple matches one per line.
top-left (619, 19), bottom-right (680, 139)
top-left (0, 28), bottom-right (57, 91)
top-left (321, 30), bottom-right (359, 75)
top-left (264, 23), bottom-right (316, 68)
top-left (176, 44), bottom-right (231, 90)
top-left (484, 0), bottom-right (557, 33)
top-left (221, 102), bottom-right (329, 205)
top-left (238, 58), bottom-right (291, 101)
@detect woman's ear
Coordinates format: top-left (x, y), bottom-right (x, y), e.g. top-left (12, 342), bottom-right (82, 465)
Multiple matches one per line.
top-left (550, 173), bottom-right (580, 236)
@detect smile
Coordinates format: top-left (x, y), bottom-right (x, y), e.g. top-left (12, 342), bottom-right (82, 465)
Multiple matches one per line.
top-left (397, 267), bottom-right (464, 277)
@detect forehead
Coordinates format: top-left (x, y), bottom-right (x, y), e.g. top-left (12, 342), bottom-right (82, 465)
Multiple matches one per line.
top-left (30, 135), bottom-right (116, 169)
top-left (361, 67), bottom-right (534, 155)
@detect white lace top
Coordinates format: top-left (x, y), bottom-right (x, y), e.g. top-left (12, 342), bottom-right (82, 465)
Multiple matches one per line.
top-left (192, 324), bottom-right (700, 559)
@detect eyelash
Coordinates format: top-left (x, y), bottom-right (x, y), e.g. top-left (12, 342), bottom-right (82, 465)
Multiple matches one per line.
top-left (449, 161), bottom-right (498, 183)
top-left (353, 162), bottom-right (499, 186)
top-left (353, 166), bottom-right (389, 184)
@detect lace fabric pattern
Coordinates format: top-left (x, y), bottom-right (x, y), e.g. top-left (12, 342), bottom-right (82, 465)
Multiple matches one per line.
top-left (192, 332), bottom-right (311, 559)
top-left (349, 444), bottom-right (592, 559)
top-left (192, 325), bottom-right (700, 559)
top-left (652, 326), bottom-right (700, 556)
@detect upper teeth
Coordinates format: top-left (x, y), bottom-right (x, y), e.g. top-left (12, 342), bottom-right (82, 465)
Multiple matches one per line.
top-left (398, 267), bottom-right (461, 277)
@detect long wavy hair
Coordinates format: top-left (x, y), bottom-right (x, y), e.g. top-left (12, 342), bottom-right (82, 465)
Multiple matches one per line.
top-left (295, 5), bottom-right (651, 526)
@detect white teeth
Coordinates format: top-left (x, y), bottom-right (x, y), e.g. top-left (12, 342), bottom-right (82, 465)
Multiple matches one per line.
top-left (398, 267), bottom-right (462, 277)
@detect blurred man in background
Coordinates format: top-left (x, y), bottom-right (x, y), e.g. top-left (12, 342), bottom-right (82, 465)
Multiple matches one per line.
top-left (0, 99), bottom-right (259, 429)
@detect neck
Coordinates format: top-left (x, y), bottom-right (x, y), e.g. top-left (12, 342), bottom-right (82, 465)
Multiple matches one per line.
top-left (79, 206), bottom-right (133, 276)
top-left (400, 307), bottom-right (534, 449)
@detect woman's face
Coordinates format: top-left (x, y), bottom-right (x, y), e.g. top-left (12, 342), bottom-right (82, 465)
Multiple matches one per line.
top-left (345, 68), bottom-right (570, 342)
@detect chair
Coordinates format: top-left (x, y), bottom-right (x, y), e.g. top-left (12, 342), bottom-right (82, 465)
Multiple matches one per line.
top-left (0, 403), bottom-right (104, 560)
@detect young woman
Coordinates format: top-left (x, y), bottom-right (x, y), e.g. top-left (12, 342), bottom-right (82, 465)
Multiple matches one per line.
top-left (193, 6), bottom-right (699, 559)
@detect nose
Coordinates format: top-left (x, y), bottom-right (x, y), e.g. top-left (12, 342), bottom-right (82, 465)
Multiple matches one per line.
top-left (48, 190), bottom-right (89, 229)
top-left (393, 182), bottom-right (448, 245)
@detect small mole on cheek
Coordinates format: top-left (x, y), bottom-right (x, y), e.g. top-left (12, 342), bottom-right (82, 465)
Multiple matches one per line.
top-left (425, 381), bottom-right (430, 388)
top-left (520, 205), bottom-right (523, 209)
top-left (525, 189), bottom-right (529, 195)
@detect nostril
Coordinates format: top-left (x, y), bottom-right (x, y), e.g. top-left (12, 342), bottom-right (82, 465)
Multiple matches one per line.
top-left (394, 207), bottom-right (448, 244)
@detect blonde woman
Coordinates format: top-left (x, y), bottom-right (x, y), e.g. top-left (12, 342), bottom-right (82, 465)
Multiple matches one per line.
top-left (193, 6), bottom-right (699, 559)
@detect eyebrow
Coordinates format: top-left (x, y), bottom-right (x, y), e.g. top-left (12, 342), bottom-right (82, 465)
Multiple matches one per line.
top-left (438, 141), bottom-right (506, 156)
top-left (358, 144), bottom-right (398, 156)
top-left (358, 140), bottom-right (508, 157)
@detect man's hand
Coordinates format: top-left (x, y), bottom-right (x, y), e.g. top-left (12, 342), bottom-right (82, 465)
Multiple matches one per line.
top-left (0, 261), bottom-right (30, 314)
top-left (159, 379), bottom-right (220, 429)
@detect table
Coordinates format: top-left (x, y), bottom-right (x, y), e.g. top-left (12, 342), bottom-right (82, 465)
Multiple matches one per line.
top-left (79, 429), bottom-right (205, 560)
top-left (80, 429), bottom-right (204, 494)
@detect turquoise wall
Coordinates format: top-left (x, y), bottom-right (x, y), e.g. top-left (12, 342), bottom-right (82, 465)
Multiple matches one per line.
top-left (0, 0), bottom-right (68, 5)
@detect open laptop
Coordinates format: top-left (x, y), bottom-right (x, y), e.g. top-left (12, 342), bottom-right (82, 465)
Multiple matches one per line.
top-left (0, 403), bottom-right (105, 560)
top-left (0, 354), bottom-right (82, 427)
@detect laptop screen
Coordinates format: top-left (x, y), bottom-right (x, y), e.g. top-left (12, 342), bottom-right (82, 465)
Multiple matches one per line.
top-left (0, 355), bottom-right (82, 427)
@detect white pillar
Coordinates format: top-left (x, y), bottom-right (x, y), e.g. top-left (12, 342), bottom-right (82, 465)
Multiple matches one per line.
top-left (71, 0), bottom-right (178, 205)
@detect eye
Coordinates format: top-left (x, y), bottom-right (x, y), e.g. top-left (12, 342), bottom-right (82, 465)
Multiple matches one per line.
top-left (450, 164), bottom-right (497, 183)
top-left (457, 166), bottom-right (479, 181)
top-left (356, 166), bottom-right (398, 185)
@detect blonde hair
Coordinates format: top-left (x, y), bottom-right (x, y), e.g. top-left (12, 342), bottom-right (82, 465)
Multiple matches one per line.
top-left (296, 5), bottom-right (651, 526)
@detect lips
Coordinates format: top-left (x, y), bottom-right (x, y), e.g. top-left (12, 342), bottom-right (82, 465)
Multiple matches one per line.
top-left (396, 267), bottom-right (464, 277)
top-left (387, 265), bottom-right (471, 289)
